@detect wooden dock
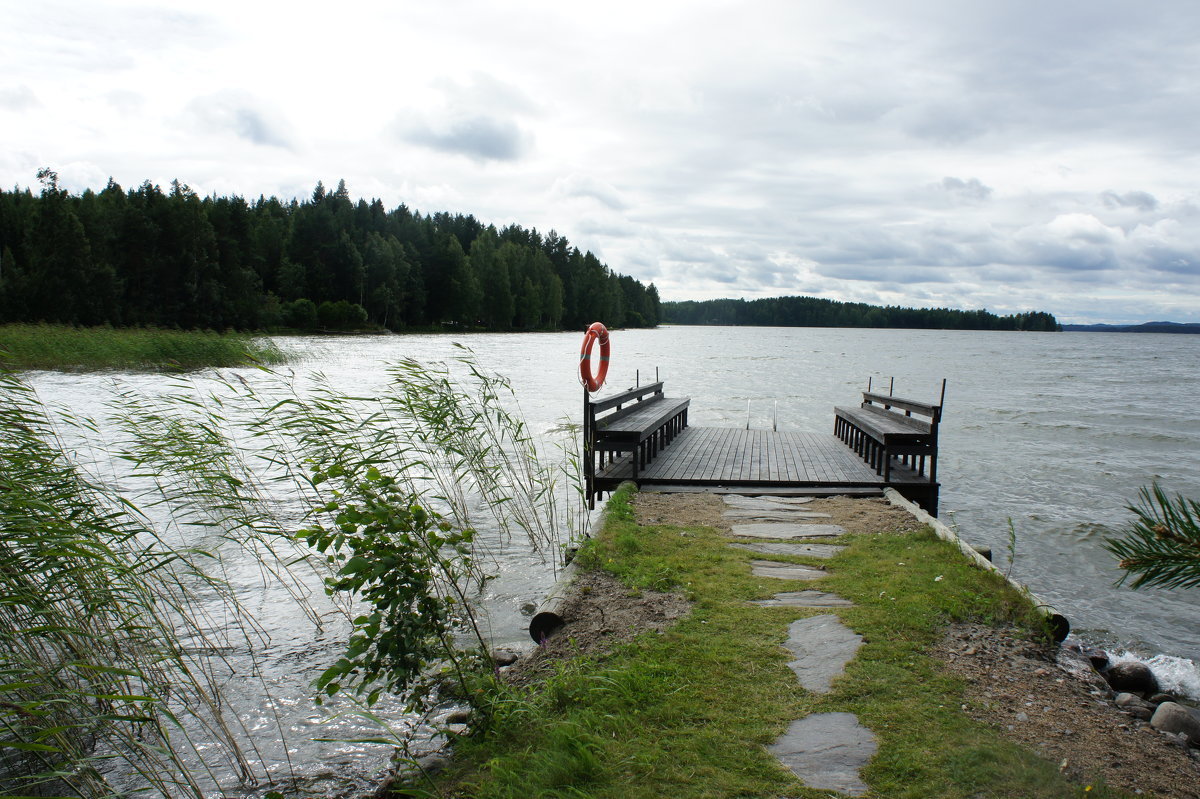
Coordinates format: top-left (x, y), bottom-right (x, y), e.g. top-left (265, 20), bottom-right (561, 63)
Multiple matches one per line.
top-left (591, 426), bottom-right (939, 512)
top-left (582, 377), bottom-right (943, 514)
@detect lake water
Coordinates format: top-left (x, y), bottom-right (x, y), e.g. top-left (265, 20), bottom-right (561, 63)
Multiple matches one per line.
top-left (23, 325), bottom-right (1200, 795)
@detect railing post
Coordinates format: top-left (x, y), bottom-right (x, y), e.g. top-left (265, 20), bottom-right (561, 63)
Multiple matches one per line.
top-left (583, 385), bottom-right (595, 509)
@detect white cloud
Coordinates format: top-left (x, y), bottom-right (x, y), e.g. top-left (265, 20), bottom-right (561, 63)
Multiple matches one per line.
top-left (938, 177), bottom-right (993, 204)
top-left (552, 174), bottom-right (627, 210)
top-left (1100, 190), bottom-right (1158, 212)
top-left (184, 91), bottom-right (294, 149)
top-left (391, 73), bottom-right (537, 162)
top-left (2, 0), bottom-right (1200, 322)
top-left (0, 84), bottom-right (39, 111)
top-left (398, 114), bottom-right (530, 162)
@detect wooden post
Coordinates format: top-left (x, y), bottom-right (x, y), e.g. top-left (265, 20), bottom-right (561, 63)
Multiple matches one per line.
top-left (583, 385), bottom-right (595, 509)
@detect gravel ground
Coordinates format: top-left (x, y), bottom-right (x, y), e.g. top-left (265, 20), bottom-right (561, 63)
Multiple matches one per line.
top-left (933, 623), bottom-right (1200, 797)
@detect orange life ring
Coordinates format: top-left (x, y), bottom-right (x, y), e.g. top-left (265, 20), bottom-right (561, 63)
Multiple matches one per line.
top-left (579, 322), bottom-right (610, 392)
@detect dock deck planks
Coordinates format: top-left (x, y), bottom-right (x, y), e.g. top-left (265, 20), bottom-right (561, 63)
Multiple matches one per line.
top-left (596, 426), bottom-right (913, 487)
top-left (591, 425), bottom-right (940, 512)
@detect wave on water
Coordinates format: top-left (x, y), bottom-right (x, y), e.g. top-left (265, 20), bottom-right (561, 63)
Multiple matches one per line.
top-left (1064, 521), bottom-right (1115, 541)
top-left (1111, 650), bottom-right (1200, 702)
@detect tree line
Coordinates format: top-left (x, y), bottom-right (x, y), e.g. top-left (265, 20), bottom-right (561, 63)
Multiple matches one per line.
top-left (661, 296), bottom-right (1060, 331)
top-left (0, 171), bottom-right (661, 332)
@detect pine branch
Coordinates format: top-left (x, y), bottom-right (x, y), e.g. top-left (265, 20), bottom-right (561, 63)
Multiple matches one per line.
top-left (1105, 483), bottom-right (1200, 591)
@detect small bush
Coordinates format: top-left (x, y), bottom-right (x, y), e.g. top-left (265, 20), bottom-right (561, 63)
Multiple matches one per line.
top-left (282, 298), bottom-right (319, 330)
top-left (317, 300), bottom-right (370, 330)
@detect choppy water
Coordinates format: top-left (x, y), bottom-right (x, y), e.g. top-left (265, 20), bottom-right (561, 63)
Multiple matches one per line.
top-left (23, 325), bottom-right (1200, 794)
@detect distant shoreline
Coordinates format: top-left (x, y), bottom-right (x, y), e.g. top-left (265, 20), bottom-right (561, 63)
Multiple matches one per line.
top-left (1063, 322), bottom-right (1200, 334)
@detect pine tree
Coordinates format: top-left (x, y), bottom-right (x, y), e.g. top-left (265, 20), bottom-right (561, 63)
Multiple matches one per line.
top-left (1105, 483), bottom-right (1200, 590)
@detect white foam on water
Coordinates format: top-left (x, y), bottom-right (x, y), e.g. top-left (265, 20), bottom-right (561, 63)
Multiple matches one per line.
top-left (1111, 650), bottom-right (1200, 701)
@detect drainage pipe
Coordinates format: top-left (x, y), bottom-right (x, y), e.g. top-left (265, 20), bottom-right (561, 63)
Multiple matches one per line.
top-left (528, 557), bottom-right (580, 643)
top-left (528, 482), bottom-right (625, 642)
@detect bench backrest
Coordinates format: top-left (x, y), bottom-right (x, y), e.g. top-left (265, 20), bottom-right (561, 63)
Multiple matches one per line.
top-left (862, 391), bottom-right (942, 427)
top-left (588, 381), bottom-right (666, 420)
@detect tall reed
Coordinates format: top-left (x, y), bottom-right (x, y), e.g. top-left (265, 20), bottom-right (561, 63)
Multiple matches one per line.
top-left (0, 364), bottom-right (274, 798)
top-left (0, 324), bottom-right (285, 371)
top-left (0, 349), bottom-right (583, 797)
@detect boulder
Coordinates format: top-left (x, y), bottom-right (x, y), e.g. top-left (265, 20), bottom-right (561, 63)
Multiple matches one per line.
top-left (1103, 661), bottom-right (1159, 695)
top-left (1055, 646), bottom-right (1111, 692)
top-left (1149, 702), bottom-right (1200, 746)
top-left (1115, 692), bottom-right (1153, 711)
top-left (379, 751), bottom-right (452, 797)
top-left (491, 648), bottom-right (519, 666)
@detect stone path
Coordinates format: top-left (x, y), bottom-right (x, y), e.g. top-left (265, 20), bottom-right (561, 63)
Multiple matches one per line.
top-left (750, 560), bottom-right (826, 580)
top-left (780, 614), bottom-right (863, 693)
top-left (723, 495), bottom-right (815, 510)
top-left (722, 495), bottom-right (877, 797)
top-left (731, 522), bottom-right (846, 539)
top-left (769, 713), bottom-right (877, 797)
top-left (750, 590), bottom-right (854, 608)
top-left (722, 507), bottom-right (833, 521)
top-left (729, 541), bottom-right (845, 559)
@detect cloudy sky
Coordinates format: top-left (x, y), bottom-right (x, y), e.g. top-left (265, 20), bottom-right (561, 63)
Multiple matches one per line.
top-left (3, 0), bottom-right (1199, 323)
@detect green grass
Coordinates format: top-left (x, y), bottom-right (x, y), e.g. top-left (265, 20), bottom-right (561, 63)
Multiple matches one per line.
top-left (0, 323), bottom-right (285, 370)
top-left (430, 485), bottom-right (1129, 798)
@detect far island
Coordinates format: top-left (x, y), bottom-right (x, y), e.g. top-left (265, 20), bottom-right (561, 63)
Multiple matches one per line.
top-left (1062, 322), bottom-right (1200, 334)
top-left (661, 295), bottom-right (1060, 331)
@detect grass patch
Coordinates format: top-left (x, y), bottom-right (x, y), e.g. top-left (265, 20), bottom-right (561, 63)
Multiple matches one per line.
top-left (432, 486), bottom-right (1129, 798)
top-left (0, 323), bottom-right (285, 370)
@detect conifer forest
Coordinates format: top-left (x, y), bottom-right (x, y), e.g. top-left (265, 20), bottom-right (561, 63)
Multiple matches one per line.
top-left (0, 172), bottom-right (661, 332)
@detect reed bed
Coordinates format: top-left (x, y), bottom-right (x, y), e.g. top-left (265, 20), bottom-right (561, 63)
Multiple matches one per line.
top-left (0, 350), bottom-right (582, 797)
top-left (0, 323), bottom-right (285, 370)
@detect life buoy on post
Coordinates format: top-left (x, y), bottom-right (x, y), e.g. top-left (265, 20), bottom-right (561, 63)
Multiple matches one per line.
top-left (579, 322), bottom-right (610, 393)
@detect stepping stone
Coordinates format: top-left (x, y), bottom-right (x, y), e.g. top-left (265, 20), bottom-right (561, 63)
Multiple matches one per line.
top-left (750, 560), bottom-right (826, 581)
top-left (722, 508), bottom-right (833, 521)
top-left (723, 495), bottom-right (814, 510)
top-left (729, 541), bottom-right (845, 559)
top-left (782, 615), bottom-right (862, 694)
top-left (731, 523), bottom-right (846, 540)
top-left (751, 591), bottom-right (853, 608)
top-left (770, 713), bottom-right (877, 797)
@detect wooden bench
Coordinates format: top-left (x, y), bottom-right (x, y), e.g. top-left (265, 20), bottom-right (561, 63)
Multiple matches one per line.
top-left (584, 381), bottom-right (690, 507)
top-left (834, 389), bottom-right (942, 483)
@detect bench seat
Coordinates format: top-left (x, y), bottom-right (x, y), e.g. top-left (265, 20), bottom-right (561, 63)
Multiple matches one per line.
top-left (595, 396), bottom-right (690, 476)
top-left (834, 404), bottom-right (931, 441)
top-left (834, 389), bottom-right (941, 482)
top-left (597, 397), bottom-right (691, 443)
top-left (584, 380), bottom-right (691, 506)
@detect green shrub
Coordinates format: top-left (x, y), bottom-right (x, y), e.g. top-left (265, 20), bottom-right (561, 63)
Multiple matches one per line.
top-left (282, 298), bottom-right (319, 330)
top-left (317, 299), bottom-right (370, 330)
